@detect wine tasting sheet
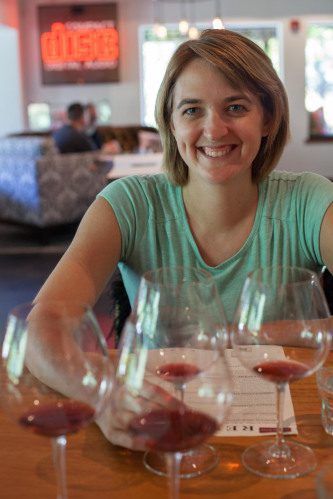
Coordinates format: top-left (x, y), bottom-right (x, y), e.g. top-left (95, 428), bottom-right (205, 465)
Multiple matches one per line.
top-left (218, 347), bottom-right (297, 437)
top-left (145, 346), bottom-right (297, 437)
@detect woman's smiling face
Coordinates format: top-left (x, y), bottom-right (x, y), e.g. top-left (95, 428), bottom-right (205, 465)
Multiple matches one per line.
top-left (171, 58), bottom-right (270, 185)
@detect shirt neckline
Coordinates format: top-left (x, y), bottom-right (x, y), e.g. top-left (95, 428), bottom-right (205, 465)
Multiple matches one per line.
top-left (176, 181), bottom-right (266, 269)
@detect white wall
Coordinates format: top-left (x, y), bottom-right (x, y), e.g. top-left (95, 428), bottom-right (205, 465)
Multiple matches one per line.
top-left (0, 0), bottom-right (24, 134)
top-left (0, 24), bottom-right (23, 135)
top-left (10, 0), bottom-right (333, 174)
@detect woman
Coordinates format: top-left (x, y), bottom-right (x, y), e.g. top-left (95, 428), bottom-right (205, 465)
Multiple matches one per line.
top-left (35, 29), bottom-right (333, 448)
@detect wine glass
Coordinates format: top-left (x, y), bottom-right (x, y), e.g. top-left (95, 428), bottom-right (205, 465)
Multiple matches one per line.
top-left (115, 308), bottom-right (232, 499)
top-left (135, 266), bottom-right (229, 479)
top-left (0, 301), bottom-right (114, 499)
top-left (114, 265), bottom-right (232, 497)
top-left (232, 265), bottom-right (331, 479)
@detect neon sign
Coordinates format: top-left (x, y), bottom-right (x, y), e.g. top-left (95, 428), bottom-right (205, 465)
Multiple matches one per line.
top-left (41, 22), bottom-right (119, 65)
top-left (38, 3), bottom-right (119, 84)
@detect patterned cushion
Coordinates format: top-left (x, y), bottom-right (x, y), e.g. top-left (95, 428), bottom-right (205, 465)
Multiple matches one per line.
top-left (0, 137), bottom-right (58, 159)
top-left (0, 139), bottom-right (108, 227)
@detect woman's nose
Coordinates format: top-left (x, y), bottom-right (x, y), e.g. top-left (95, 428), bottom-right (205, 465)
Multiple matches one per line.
top-left (203, 112), bottom-right (228, 141)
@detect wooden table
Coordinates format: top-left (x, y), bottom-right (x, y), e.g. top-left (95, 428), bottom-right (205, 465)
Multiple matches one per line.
top-left (0, 363), bottom-right (332, 498)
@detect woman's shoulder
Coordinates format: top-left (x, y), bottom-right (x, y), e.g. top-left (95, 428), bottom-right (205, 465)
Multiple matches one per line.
top-left (97, 174), bottom-right (181, 218)
top-left (267, 170), bottom-right (332, 188)
top-left (262, 170), bottom-right (333, 211)
top-left (98, 173), bottom-right (174, 199)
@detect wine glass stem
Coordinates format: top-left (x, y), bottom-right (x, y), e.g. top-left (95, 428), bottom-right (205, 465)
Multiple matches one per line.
top-left (52, 435), bottom-right (68, 499)
top-left (175, 385), bottom-right (185, 404)
top-left (274, 382), bottom-right (288, 455)
top-left (165, 451), bottom-right (182, 499)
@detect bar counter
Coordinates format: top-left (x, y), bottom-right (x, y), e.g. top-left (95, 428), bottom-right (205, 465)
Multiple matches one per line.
top-left (0, 357), bottom-right (332, 498)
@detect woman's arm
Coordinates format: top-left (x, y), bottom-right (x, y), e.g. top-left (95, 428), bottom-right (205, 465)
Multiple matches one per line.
top-left (30, 198), bottom-right (179, 450)
top-left (320, 202), bottom-right (333, 275)
top-left (35, 196), bottom-right (121, 310)
top-left (25, 197), bottom-right (121, 418)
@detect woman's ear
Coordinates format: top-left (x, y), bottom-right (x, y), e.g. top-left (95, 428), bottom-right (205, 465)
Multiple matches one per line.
top-left (170, 116), bottom-right (175, 134)
top-left (262, 113), bottom-right (272, 138)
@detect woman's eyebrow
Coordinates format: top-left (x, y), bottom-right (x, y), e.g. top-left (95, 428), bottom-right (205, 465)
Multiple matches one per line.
top-left (176, 94), bottom-right (253, 110)
top-left (224, 94), bottom-right (252, 103)
top-left (176, 98), bottom-right (202, 110)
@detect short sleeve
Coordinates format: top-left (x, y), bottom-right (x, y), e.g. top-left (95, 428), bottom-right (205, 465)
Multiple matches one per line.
top-left (97, 177), bottom-right (149, 260)
top-left (295, 172), bottom-right (333, 263)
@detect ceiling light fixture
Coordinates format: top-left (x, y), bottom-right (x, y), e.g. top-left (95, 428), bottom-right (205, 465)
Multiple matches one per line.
top-left (152, 0), bottom-right (224, 39)
top-left (212, 0), bottom-right (224, 29)
top-left (178, 0), bottom-right (189, 35)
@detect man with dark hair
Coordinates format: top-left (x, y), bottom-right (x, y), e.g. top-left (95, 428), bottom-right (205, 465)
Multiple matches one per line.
top-left (52, 102), bottom-right (96, 154)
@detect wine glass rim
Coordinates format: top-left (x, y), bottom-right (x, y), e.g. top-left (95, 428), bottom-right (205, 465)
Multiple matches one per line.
top-left (141, 266), bottom-right (215, 286)
top-left (9, 300), bottom-right (95, 316)
top-left (6, 300), bottom-right (111, 361)
top-left (8, 301), bottom-right (38, 321)
top-left (247, 265), bottom-right (320, 285)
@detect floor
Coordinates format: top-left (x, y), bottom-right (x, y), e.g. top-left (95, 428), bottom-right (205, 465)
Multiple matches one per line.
top-left (0, 221), bottom-right (114, 343)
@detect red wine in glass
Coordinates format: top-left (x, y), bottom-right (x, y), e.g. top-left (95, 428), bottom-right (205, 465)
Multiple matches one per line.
top-left (129, 408), bottom-right (218, 453)
top-left (253, 359), bottom-right (309, 384)
top-left (156, 362), bottom-right (201, 387)
top-left (19, 400), bottom-right (95, 438)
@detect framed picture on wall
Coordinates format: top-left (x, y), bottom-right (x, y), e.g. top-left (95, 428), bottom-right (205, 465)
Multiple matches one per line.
top-left (38, 3), bottom-right (119, 85)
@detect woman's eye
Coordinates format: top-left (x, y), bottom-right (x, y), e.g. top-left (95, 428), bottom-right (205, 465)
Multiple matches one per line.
top-left (228, 104), bottom-right (246, 113)
top-left (183, 107), bottom-right (198, 116)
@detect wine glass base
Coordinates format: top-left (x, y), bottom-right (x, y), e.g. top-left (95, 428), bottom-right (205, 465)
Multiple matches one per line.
top-left (242, 439), bottom-right (317, 479)
top-left (143, 444), bottom-right (219, 479)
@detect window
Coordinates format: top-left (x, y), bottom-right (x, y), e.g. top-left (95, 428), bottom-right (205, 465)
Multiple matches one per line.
top-left (139, 24), bottom-right (281, 126)
top-left (140, 28), bottom-right (187, 127)
top-left (306, 23), bottom-right (333, 138)
top-left (96, 100), bottom-right (113, 124)
top-left (27, 102), bottom-right (51, 130)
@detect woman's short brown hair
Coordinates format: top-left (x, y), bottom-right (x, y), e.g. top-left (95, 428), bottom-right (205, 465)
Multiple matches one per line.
top-left (155, 29), bottom-right (290, 185)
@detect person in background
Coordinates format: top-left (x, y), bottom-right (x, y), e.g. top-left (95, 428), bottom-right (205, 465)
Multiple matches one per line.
top-left (84, 102), bottom-right (104, 149)
top-left (52, 102), bottom-right (96, 154)
top-left (84, 102), bottom-right (123, 154)
top-left (136, 128), bottom-right (162, 153)
top-left (33, 29), bottom-right (333, 449)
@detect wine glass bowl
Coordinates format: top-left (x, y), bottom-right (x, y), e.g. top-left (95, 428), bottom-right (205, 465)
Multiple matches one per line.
top-left (146, 304), bottom-right (221, 400)
top-left (0, 301), bottom-right (114, 498)
top-left (232, 266), bottom-right (331, 479)
top-left (131, 266), bottom-right (229, 481)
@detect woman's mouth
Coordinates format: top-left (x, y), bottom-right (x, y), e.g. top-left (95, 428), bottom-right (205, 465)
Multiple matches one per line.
top-left (201, 145), bottom-right (234, 158)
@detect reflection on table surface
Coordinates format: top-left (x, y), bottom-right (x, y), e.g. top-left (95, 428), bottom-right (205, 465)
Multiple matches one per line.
top-left (0, 352), bottom-right (332, 498)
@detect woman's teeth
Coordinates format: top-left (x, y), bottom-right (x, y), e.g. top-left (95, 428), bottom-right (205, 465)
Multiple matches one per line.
top-left (203, 146), bottom-right (232, 157)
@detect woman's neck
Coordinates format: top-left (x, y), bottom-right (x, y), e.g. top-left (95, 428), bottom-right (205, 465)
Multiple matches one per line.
top-left (182, 175), bottom-right (259, 266)
top-left (182, 175), bottom-right (258, 233)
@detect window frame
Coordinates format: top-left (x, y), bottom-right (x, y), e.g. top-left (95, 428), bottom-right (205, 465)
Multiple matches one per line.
top-left (305, 19), bottom-right (333, 142)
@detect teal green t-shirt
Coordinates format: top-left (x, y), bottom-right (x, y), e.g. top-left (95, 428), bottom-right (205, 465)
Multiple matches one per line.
top-left (98, 171), bottom-right (333, 323)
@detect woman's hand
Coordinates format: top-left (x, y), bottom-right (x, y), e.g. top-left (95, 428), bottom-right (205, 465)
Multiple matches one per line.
top-left (96, 380), bottom-right (183, 450)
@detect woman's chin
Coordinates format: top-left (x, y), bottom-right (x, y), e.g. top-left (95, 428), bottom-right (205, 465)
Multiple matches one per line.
top-left (199, 165), bottom-right (247, 185)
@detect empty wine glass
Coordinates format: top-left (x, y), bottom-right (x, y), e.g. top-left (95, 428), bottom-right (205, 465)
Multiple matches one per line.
top-left (0, 301), bottom-right (114, 499)
top-left (232, 266), bottom-right (331, 479)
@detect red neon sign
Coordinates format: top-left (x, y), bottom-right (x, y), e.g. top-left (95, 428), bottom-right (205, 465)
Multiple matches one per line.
top-left (41, 22), bottom-right (119, 64)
